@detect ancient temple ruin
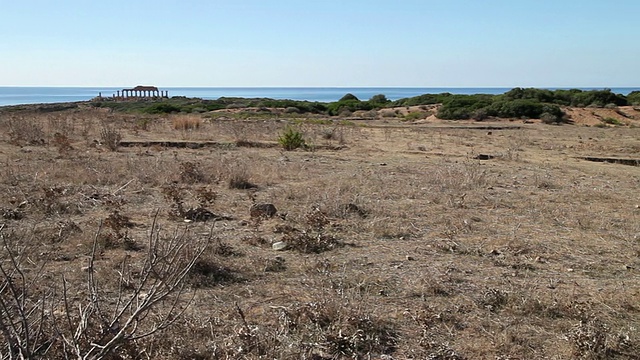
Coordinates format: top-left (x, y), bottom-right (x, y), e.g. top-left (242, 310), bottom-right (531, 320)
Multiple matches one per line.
top-left (112, 86), bottom-right (169, 99)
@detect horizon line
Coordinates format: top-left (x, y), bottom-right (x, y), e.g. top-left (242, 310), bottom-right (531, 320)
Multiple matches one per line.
top-left (1, 85), bottom-right (638, 89)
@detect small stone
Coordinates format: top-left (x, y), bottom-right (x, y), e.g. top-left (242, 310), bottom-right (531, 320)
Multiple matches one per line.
top-left (567, 268), bottom-right (574, 272)
top-left (406, 255), bottom-right (415, 261)
top-left (272, 241), bottom-right (288, 251)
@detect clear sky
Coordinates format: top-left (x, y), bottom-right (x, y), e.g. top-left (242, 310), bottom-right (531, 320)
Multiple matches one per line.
top-left (1, 0), bottom-right (638, 87)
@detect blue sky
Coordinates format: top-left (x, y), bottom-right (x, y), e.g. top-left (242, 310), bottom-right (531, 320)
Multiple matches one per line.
top-left (1, 0), bottom-right (638, 87)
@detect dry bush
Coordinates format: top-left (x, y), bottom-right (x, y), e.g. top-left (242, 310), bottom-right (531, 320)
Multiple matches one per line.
top-left (179, 161), bottom-right (207, 184)
top-left (0, 219), bottom-right (209, 359)
top-left (46, 113), bottom-right (77, 137)
top-left (424, 159), bottom-right (489, 194)
top-left (282, 231), bottom-right (343, 254)
top-left (6, 114), bottom-right (45, 145)
top-left (225, 297), bottom-right (397, 359)
top-left (228, 164), bottom-right (257, 189)
top-left (187, 254), bottom-right (243, 288)
top-left (172, 116), bottom-right (202, 131)
top-left (33, 185), bottom-right (82, 216)
top-left (99, 125), bottom-right (122, 151)
top-left (380, 109), bottom-right (399, 118)
top-left (226, 120), bottom-right (251, 144)
top-left (51, 132), bottom-right (73, 153)
top-left (99, 210), bottom-right (139, 251)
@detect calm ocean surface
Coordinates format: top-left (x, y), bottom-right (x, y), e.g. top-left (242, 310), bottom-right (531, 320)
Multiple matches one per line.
top-left (0, 87), bottom-right (638, 107)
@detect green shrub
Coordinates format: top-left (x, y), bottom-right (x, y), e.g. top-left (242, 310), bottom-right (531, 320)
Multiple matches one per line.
top-left (471, 108), bottom-right (489, 121)
top-left (144, 103), bottom-right (182, 114)
top-left (326, 99), bottom-right (373, 116)
top-left (393, 93), bottom-right (453, 107)
top-left (540, 112), bottom-right (562, 124)
top-left (403, 111), bottom-right (428, 121)
top-left (339, 93), bottom-right (360, 101)
top-left (503, 87), bottom-right (555, 103)
top-left (601, 117), bottom-right (624, 126)
top-left (627, 91), bottom-right (640, 106)
top-left (369, 94), bottom-right (390, 105)
top-left (436, 95), bottom-right (492, 120)
top-left (278, 127), bottom-right (306, 150)
top-left (487, 99), bottom-right (544, 118)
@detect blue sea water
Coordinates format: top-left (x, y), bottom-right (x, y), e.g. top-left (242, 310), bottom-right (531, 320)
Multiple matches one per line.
top-left (0, 86), bottom-right (638, 107)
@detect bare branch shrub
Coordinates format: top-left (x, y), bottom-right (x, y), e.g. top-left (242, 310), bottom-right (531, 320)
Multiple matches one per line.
top-left (0, 225), bottom-right (52, 359)
top-left (0, 216), bottom-right (209, 359)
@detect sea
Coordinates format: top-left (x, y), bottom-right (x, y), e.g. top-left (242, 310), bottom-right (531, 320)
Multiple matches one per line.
top-left (0, 87), bottom-right (638, 107)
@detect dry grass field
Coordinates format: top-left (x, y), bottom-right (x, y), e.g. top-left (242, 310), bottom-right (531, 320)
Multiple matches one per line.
top-left (0, 104), bottom-right (639, 359)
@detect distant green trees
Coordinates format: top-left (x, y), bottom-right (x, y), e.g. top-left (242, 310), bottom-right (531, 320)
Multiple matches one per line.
top-left (96, 88), bottom-right (634, 121)
top-left (502, 87), bottom-right (627, 107)
top-left (393, 88), bottom-right (629, 122)
top-left (436, 94), bottom-right (565, 121)
top-left (326, 93), bottom-right (394, 115)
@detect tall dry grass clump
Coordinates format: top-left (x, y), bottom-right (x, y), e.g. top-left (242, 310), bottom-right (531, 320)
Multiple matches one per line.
top-left (172, 116), bottom-right (202, 131)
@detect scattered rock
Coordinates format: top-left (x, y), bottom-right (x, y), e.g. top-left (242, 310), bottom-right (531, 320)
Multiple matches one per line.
top-left (250, 203), bottom-right (277, 218)
top-left (184, 207), bottom-right (232, 222)
top-left (272, 241), bottom-right (288, 251)
top-left (406, 255), bottom-right (416, 261)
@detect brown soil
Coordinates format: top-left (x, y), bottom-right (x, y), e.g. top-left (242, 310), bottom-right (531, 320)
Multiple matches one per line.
top-left (0, 105), bottom-right (639, 359)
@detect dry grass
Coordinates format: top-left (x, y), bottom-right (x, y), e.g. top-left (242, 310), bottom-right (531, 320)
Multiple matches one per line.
top-left (0, 106), bottom-right (639, 359)
top-left (172, 115), bottom-right (202, 131)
